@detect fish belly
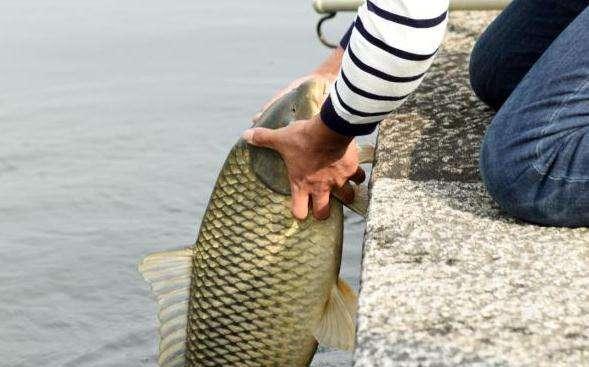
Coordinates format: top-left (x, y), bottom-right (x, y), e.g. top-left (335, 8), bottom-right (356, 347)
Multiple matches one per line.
top-left (185, 142), bottom-right (344, 367)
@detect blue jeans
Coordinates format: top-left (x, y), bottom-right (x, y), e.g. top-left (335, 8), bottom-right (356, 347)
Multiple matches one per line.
top-left (470, 0), bottom-right (589, 227)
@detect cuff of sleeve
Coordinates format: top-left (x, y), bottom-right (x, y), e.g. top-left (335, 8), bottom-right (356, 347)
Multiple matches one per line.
top-left (320, 96), bottom-right (379, 137)
top-left (339, 22), bottom-right (355, 49)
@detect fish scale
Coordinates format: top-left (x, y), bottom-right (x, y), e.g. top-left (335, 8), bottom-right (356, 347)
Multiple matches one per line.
top-left (185, 141), bottom-right (343, 366)
top-left (139, 80), bottom-right (360, 367)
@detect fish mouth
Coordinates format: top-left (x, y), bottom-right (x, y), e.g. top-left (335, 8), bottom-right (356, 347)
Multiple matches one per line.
top-left (248, 79), bottom-right (331, 195)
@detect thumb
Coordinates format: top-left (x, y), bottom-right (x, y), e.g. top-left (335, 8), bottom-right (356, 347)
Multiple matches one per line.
top-left (242, 127), bottom-right (279, 149)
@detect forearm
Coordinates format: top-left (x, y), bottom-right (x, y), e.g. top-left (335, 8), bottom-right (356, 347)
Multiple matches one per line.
top-left (320, 0), bottom-right (450, 136)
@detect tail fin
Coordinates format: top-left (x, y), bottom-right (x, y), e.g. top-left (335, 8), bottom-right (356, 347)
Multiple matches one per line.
top-left (138, 248), bottom-right (194, 367)
top-left (314, 278), bottom-right (358, 351)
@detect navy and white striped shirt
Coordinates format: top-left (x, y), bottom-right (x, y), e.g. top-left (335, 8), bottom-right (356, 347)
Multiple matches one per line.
top-left (320, 0), bottom-right (449, 136)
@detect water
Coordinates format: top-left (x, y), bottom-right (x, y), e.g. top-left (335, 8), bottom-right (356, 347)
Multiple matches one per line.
top-left (0, 1), bottom-right (366, 366)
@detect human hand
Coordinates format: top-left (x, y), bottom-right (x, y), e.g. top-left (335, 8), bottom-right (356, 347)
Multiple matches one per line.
top-left (242, 115), bottom-right (365, 220)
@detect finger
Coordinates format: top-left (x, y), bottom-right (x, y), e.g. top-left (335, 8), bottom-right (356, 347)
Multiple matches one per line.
top-left (311, 191), bottom-right (331, 220)
top-left (291, 185), bottom-right (310, 220)
top-left (332, 182), bottom-right (355, 204)
top-left (349, 166), bottom-right (366, 184)
top-left (242, 127), bottom-right (278, 150)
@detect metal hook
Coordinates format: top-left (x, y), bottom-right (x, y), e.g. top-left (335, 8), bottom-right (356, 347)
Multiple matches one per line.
top-left (316, 12), bottom-right (338, 49)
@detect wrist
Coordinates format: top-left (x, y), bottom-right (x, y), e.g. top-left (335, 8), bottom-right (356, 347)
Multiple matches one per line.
top-left (320, 96), bottom-right (379, 137)
top-left (307, 115), bottom-right (352, 151)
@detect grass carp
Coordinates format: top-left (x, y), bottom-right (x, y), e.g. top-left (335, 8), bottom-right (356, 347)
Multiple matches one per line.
top-left (139, 79), bottom-right (371, 367)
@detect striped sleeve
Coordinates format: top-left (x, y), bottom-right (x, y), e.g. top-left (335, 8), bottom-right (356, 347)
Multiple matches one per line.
top-left (320, 0), bottom-right (449, 136)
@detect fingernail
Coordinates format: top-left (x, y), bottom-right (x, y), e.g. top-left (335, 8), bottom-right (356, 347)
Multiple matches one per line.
top-left (242, 129), bottom-right (254, 143)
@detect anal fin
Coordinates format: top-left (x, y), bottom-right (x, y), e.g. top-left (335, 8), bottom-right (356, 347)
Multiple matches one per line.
top-left (138, 248), bottom-right (193, 367)
top-left (314, 278), bottom-right (358, 351)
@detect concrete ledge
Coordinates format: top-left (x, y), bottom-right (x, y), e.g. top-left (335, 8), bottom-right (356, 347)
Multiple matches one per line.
top-left (355, 12), bottom-right (589, 367)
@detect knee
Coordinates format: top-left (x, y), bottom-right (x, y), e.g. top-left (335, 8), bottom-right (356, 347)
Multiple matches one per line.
top-left (469, 37), bottom-right (499, 109)
top-left (469, 34), bottom-right (514, 111)
top-left (469, 39), bottom-right (488, 101)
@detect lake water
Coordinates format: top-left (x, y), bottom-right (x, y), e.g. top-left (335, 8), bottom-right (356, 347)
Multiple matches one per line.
top-left (0, 1), bottom-right (369, 366)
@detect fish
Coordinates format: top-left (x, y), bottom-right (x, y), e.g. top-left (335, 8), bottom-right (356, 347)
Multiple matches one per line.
top-left (138, 79), bottom-right (373, 367)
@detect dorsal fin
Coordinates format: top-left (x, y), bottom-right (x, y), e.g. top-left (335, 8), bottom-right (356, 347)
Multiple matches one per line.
top-left (138, 248), bottom-right (193, 367)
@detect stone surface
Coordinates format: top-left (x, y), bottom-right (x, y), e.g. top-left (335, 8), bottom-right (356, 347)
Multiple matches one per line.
top-left (355, 12), bottom-right (589, 367)
top-left (372, 12), bottom-right (497, 183)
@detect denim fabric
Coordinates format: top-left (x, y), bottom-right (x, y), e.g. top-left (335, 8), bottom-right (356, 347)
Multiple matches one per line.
top-left (474, 3), bottom-right (589, 227)
top-left (470, 0), bottom-right (589, 111)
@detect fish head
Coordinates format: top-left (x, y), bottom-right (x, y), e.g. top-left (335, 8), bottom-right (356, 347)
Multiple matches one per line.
top-left (248, 78), bottom-right (330, 195)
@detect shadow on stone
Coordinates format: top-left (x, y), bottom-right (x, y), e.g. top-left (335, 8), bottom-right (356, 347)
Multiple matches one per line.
top-left (373, 14), bottom-right (496, 184)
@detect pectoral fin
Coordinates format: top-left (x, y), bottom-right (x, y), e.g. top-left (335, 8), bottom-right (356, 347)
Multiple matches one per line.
top-left (358, 144), bottom-right (375, 165)
top-left (345, 184), bottom-right (369, 217)
top-left (314, 278), bottom-right (358, 351)
top-left (138, 248), bottom-right (193, 367)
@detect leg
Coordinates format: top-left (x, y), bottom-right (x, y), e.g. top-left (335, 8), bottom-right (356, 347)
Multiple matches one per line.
top-left (480, 6), bottom-right (589, 227)
top-left (469, 0), bottom-right (589, 110)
